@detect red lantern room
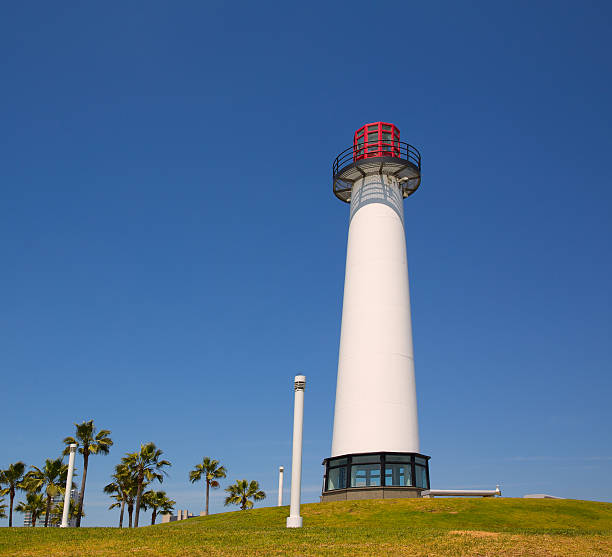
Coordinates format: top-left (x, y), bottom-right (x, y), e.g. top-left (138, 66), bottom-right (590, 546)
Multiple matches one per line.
top-left (332, 121), bottom-right (421, 203)
top-left (354, 122), bottom-right (400, 160)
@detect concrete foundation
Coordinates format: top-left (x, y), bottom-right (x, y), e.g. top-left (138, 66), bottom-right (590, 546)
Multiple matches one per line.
top-left (320, 486), bottom-right (424, 502)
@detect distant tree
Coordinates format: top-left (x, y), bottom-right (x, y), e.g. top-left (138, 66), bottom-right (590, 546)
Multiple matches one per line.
top-left (25, 458), bottom-right (72, 527)
top-left (107, 484), bottom-right (140, 528)
top-left (104, 464), bottom-right (129, 528)
top-left (224, 480), bottom-right (266, 511)
top-left (0, 461), bottom-right (28, 527)
top-left (0, 497), bottom-right (7, 520)
top-left (49, 498), bottom-right (84, 526)
top-left (104, 463), bottom-right (140, 528)
top-left (142, 490), bottom-right (176, 525)
top-left (15, 492), bottom-right (46, 527)
top-left (107, 492), bottom-right (125, 527)
top-left (63, 420), bottom-right (113, 527)
top-left (122, 443), bottom-right (170, 527)
top-left (189, 457), bottom-right (227, 516)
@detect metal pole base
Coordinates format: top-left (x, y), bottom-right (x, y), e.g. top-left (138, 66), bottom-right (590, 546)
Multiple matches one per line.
top-left (286, 515), bottom-right (303, 528)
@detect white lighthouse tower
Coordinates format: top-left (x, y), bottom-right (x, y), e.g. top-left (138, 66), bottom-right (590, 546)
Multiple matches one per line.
top-left (322, 122), bottom-right (430, 501)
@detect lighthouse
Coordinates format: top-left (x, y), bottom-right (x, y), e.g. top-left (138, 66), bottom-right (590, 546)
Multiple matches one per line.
top-left (322, 122), bottom-right (430, 501)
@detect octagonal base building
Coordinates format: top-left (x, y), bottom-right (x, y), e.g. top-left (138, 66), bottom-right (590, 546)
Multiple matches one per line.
top-left (322, 122), bottom-right (430, 502)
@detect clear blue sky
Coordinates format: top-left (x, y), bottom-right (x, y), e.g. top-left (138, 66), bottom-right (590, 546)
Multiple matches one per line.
top-left (1, 1), bottom-right (611, 526)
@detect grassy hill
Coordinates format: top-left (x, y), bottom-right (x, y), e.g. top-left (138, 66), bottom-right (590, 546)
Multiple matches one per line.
top-left (1, 497), bottom-right (611, 556)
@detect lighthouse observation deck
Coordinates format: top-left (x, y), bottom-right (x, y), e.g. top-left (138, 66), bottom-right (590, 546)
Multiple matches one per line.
top-left (333, 121), bottom-right (421, 203)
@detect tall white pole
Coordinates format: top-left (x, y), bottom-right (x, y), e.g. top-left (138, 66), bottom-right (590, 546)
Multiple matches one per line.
top-left (277, 466), bottom-right (284, 507)
top-left (60, 443), bottom-right (77, 528)
top-left (286, 375), bottom-right (305, 528)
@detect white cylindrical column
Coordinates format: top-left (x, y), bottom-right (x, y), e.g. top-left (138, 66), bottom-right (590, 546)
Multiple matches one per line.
top-left (286, 375), bottom-right (305, 528)
top-left (60, 443), bottom-right (77, 528)
top-left (331, 175), bottom-right (420, 456)
top-left (277, 466), bottom-right (284, 506)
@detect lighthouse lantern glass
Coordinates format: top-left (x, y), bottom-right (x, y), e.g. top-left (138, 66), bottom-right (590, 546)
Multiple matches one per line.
top-left (353, 122), bottom-right (400, 161)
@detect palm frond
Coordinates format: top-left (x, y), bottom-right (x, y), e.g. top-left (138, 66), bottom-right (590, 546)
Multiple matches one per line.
top-left (224, 479), bottom-right (266, 510)
top-left (0, 462), bottom-right (28, 494)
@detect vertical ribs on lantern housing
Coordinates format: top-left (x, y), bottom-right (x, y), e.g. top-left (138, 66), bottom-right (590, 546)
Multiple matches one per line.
top-left (322, 122), bottom-right (430, 502)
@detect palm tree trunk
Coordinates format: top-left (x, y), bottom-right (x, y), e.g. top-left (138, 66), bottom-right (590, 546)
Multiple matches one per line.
top-left (44, 494), bottom-right (52, 527)
top-left (32, 514), bottom-right (37, 527)
top-left (134, 473), bottom-right (143, 528)
top-left (119, 500), bottom-right (125, 528)
top-left (151, 508), bottom-right (157, 525)
top-left (76, 450), bottom-right (89, 527)
top-left (205, 481), bottom-right (210, 516)
top-left (8, 490), bottom-right (14, 527)
top-left (128, 504), bottom-right (133, 528)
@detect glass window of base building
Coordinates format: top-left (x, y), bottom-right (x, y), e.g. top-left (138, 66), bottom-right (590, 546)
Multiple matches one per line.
top-left (385, 463), bottom-right (412, 486)
top-left (328, 466), bottom-right (347, 490)
top-left (324, 453), bottom-right (428, 492)
top-left (351, 463), bottom-right (381, 487)
top-left (415, 464), bottom-right (428, 488)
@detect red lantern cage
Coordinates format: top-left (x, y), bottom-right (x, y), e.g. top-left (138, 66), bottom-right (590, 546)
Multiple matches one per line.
top-left (332, 121), bottom-right (421, 203)
top-left (353, 122), bottom-right (400, 161)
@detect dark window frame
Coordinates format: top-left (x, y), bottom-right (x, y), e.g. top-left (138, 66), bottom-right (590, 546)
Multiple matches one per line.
top-left (322, 451), bottom-right (430, 492)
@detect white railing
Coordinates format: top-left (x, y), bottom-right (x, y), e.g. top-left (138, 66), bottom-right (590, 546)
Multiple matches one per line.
top-left (422, 486), bottom-right (501, 498)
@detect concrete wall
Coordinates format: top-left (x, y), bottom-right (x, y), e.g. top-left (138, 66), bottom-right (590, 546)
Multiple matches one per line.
top-left (321, 486), bottom-right (424, 502)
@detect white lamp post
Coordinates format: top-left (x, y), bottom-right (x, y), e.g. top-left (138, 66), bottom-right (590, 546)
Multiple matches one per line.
top-left (60, 443), bottom-right (77, 528)
top-left (277, 466), bottom-right (284, 507)
top-left (286, 375), bottom-right (305, 528)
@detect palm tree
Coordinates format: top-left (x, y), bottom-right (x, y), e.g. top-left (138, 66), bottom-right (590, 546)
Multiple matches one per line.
top-left (125, 485), bottom-right (141, 528)
top-left (63, 419), bottom-right (113, 527)
top-left (107, 480), bottom-right (142, 528)
top-left (104, 464), bottom-right (128, 528)
top-left (49, 498), bottom-right (83, 526)
top-left (0, 461), bottom-right (27, 527)
top-left (25, 458), bottom-right (72, 527)
top-left (104, 463), bottom-right (139, 528)
top-left (189, 457), bottom-right (227, 516)
top-left (224, 480), bottom-right (266, 511)
top-left (15, 492), bottom-right (46, 527)
top-left (0, 497), bottom-right (7, 520)
top-left (107, 487), bottom-right (142, 528)
top-left (122, 443), bottom-right (171, 527)
top-left (142, 490), bottom-right (176, 525)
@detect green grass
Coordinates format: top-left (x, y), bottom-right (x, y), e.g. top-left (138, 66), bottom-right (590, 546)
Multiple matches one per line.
top-left (1, 498), bottom-right (612, 556)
